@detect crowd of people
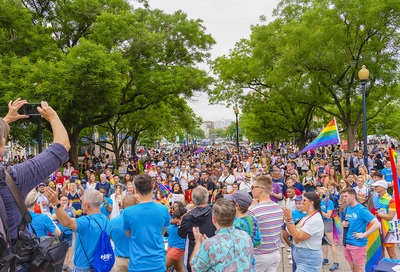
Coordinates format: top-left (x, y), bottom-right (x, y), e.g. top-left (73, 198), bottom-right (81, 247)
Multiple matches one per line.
top-left (1, 99), bottom-right (399, 272)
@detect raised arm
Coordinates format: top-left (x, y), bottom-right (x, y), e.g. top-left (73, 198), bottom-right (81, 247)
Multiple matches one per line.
top-left (37, 101), bottom-right (70, 151)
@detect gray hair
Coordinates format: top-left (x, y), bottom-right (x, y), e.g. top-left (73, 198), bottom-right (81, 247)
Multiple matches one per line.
top-left (82, 189), bottom-right (102, 208)
top-left (192, 186), bottom-right (208, 205)
top-left (273, 169), bottom-right (280, 175)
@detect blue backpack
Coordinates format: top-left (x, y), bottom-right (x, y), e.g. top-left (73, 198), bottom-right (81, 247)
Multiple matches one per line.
top-left (92, 218), bottom-right (115, 272)
top-left (79, 217), bottom-right (115, 272)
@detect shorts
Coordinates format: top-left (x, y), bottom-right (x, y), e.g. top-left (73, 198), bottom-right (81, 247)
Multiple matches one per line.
top-left (383, 243), bottom-right (394, 248)
top-left (343, 244), bottom-right (367, 266)
top-left (167, 247), bottom-right (185, 261)
top-left (324, 220), bottom-right (333, 233)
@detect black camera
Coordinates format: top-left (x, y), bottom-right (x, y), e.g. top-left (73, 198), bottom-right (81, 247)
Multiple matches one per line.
top-left (22, 103), bottom-right (41, 116)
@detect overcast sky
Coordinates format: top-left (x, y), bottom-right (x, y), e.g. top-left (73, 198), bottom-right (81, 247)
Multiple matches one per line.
top-left (147, 0), bottom-right (280, 121)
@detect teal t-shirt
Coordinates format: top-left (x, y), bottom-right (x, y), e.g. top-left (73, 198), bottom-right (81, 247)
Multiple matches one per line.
top-left (74, 213), bottom-right (109, 268)
top-left (345, 204), bottom-right (375, 247)
top-left (123, 202), bottom-right (170, 272)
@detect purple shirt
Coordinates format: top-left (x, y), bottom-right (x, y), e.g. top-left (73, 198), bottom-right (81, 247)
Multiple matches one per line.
top-left (270, 182), bottom-right (282, 203)
top-left (0, 143), bottom-right (68, 239)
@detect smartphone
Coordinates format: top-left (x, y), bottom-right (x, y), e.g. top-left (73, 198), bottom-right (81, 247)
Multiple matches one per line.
top-left (23, 103), bottom-right (41, 116)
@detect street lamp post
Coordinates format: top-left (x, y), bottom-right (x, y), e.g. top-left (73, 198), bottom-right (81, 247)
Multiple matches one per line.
top-left (234, 108), bottom-right (239, 154)
top-left (358, 65), bottom-right (370, 169)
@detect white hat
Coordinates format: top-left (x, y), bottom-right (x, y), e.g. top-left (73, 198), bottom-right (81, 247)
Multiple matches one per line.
top-left (371, 180), bottom-right (388, 189)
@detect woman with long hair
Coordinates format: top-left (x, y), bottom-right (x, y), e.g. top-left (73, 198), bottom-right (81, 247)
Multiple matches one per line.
top-left (86, 173), bottom-right (97, 190)
top-left (318, 187), bottom-right (339, 271)
top-left (283, 191), bottom-right (324, 272)
top-left (358, 165), bottom-right (371, 183)
top-left (234, 165), bottom-right (245, 184)
top-left (168, 182), bottom-right (185, 206)
top-left (123, 174), bottom-right (133, 184)
top-left (118, 161), bottom-right (126, 179)
top-left (302, 169), bottom-right (316, 192)
top-left (324, 167), bottom-right (338, 187)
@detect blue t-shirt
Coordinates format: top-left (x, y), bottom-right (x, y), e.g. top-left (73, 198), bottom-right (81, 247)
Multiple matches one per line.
top-left (123, 202), bottom-right (170, 272)
top-left (108, 212), bottom-right (129, 258)
top-left (166, 224), bottom-right (185, 250)
top-left (321, 198), bottom-right (334, 221)
top-left (95, 182), bottom-right (111, 197)
top-left (382, 168), bottom-right (393, 183)
top-left (52, 207), bottom-right (74, 235)
top-left (100, 197), bottom-right (113, 216)
top-left (345, 204), bottom-right (375, 247)
top-left (294, 182), bottom-right (305, 194)
top-left (29, 211), bottom-right (56, 238)
top-left (292, 210), bottom-right (307, 224)
top-left (74, 213), bottom-right (110, 268)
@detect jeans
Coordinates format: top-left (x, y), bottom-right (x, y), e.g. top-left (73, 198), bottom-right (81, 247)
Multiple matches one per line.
top-left (72, 267), bottom-right (93, 272)
top-left (293, 246), bottom-right (322, 272)
top-left (254, 250), bottom-right (281, 272)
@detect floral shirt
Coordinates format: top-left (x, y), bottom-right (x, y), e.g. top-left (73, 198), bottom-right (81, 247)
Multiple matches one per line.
top-left (190, 227), bottom-right (254, 272)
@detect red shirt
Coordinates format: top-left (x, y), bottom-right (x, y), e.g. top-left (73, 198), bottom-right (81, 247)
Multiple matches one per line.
top-left (55, 177), bottom-right (65, 186)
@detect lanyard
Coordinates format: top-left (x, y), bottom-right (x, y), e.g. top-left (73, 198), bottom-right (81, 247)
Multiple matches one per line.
top-left (296, 211), bottom-right (318, 231)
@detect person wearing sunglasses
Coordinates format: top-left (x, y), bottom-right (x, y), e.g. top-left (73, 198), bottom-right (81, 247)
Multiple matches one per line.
top-left (248, 176), bottom-right (283, 272)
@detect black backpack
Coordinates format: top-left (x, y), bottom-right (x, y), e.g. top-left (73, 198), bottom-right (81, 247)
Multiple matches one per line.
top-left (0, 169), bottom-right (68, 272)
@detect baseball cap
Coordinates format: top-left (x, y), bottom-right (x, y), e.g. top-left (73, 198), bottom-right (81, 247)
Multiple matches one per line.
top-left (38, 182), bottom-right (46, 187)
top-left (115, 183), bottom-right (123, 188)
top-left (371, 180), bottom-right (388, 189)
top-left (71, 170), bottom-right (80, 175)
top-left (294, 195), bottom-right (303, 202)
top-left (224, 190), bottom-right (253, 208)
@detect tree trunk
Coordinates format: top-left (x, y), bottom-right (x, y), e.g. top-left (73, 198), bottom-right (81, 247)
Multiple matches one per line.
top-left (346, 124), bottom-right (358, 152)
top-left (112, 133), bottom-right (120, 163)
top-left (130, 131), bottom-right (140, 156)
top-left (68, 130), bottom-right (80, 171)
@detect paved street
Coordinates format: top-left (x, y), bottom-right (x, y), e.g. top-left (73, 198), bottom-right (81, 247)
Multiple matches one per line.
top-left (278, 242), bottom-right (400, 271)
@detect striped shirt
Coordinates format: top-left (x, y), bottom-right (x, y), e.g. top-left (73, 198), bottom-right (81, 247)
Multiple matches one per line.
top-left (248, 201), bottom-right (283, 254)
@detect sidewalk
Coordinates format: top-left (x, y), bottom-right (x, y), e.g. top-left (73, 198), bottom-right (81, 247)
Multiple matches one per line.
top-left (277, 243), bottom-right (400, 271)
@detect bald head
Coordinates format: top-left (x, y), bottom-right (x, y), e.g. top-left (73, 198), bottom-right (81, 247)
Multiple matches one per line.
top-left (122, 194), bottom-right (139, 209)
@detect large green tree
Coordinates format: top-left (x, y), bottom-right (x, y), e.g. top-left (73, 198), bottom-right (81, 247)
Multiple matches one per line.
top-left (0, 0), bottom-right (215, 165)
top-left (211, 0), bottom-right (400, 152)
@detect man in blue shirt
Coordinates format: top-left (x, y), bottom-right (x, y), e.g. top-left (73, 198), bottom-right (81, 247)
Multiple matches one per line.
top-left (124, 174), bottom-right (170, 272)
top-left (108, 195), bottom-right (138, 272)
top-left (341, 187), bottom-right (380, 272)
top-left (99, 187), bottom-right (113, 218)
top-left (45, 188), bottom-right (110, 272)
top-left (381, 160), bottom-right (393, 186)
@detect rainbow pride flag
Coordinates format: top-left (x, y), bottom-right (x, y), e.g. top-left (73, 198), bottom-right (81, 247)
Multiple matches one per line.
top-left (365, 205), bottom-right (383, 272)
top-left (158, 181), bottom-right (171, 196)
top-left (389, 147), bottom-right (400, 219)
top-left (298, 118), bottom-right (340, 155)
top-left (332, 213), bottom-right (342, 245)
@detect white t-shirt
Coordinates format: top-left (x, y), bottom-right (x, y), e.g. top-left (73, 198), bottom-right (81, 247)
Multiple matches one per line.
top-left (286, 197), bottom-right (296, 211)
top-left (355, 186), bottom-right (369, 199)
top-left (239, 181), bottom-right (253, 193)
top-left (294, 212), bottom-right (324, 250)
top-left (218, 174), bottom-right (236, 192)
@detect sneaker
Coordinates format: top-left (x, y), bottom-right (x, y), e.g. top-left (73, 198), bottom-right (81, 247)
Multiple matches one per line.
top-left (287, 248), bottom-right (291, 252)
top-left (330, 263), bottom-right (339, 271)
top-left (289, 260), bottom-right (293, 265)
top-left (288, 254), bottom-right (292, 259)
top-left (323, 259), bottom-right (329, 265)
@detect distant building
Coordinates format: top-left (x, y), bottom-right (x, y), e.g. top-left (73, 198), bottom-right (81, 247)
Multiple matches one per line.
top-left (214, 119), bottom-right (234, 130)
top-left (200, 121), bottom-right (214, 138)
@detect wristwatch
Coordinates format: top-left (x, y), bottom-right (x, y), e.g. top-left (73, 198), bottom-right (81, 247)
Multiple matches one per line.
top-left (53, 202), bottom-right (62, 210)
